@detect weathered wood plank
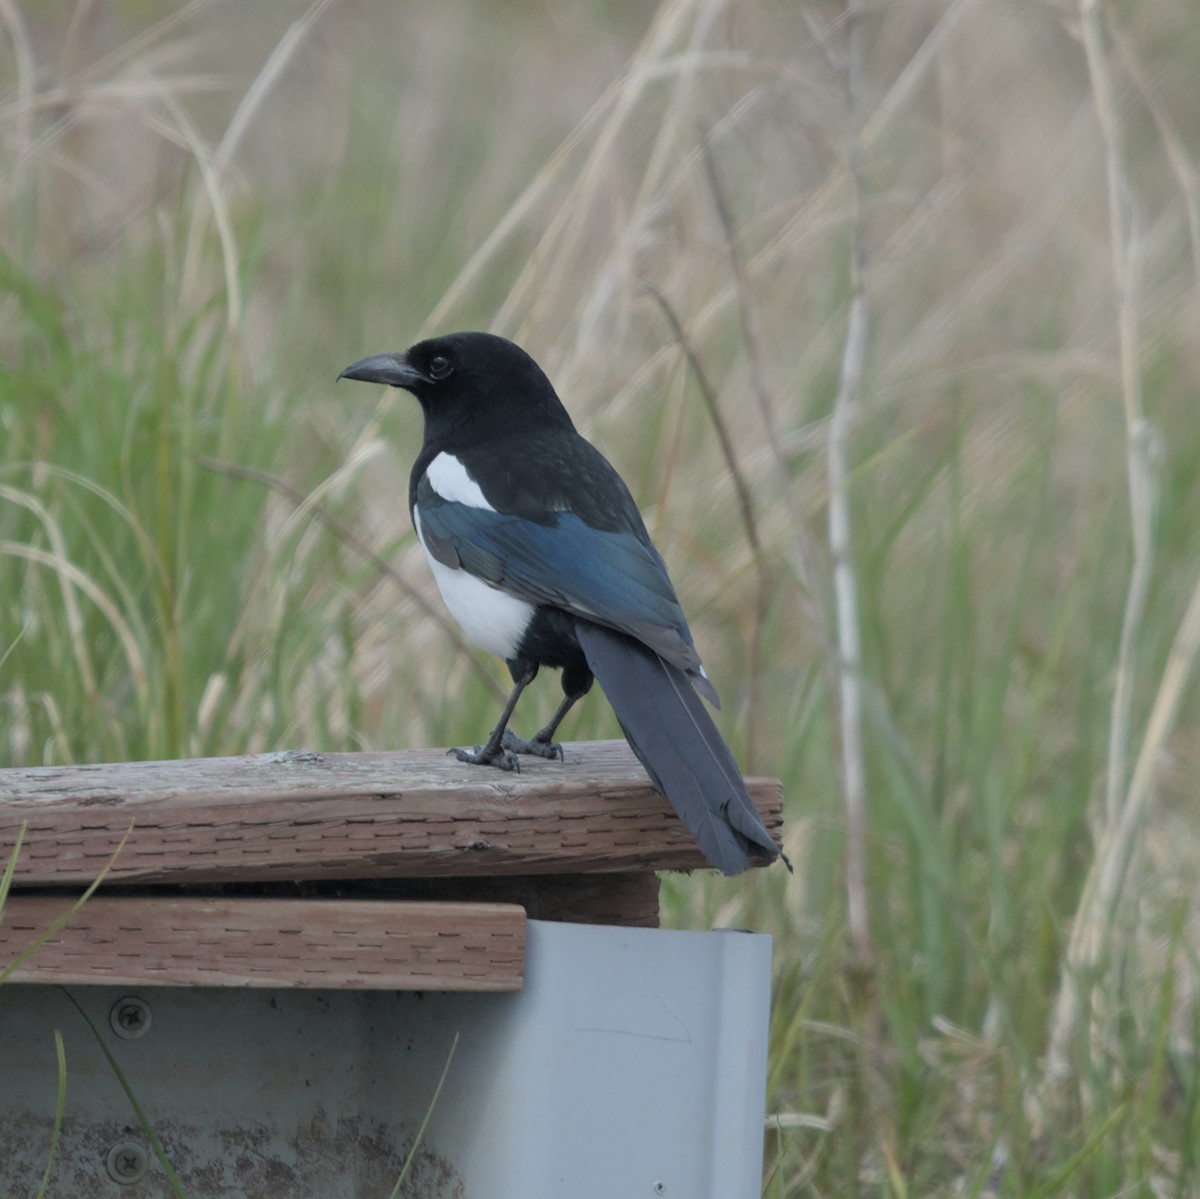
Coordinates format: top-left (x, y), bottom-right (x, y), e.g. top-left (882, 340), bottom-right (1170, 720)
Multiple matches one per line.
top-left (0, 897), bottom-right (525, 990)
top-left (0, 741), bottom-right (783, 886)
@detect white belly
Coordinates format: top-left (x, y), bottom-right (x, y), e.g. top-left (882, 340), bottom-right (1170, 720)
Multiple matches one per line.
top-left (414, 510), bottom-right (534, 660)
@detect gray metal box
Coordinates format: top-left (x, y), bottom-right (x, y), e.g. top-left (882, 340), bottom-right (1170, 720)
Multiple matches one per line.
top-left (1, 920), bottom-right (771, 1197)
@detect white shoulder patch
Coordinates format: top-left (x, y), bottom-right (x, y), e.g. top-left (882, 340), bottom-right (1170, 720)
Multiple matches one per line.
top-left (413, 508), bottom-right (534, 660)
top-left (426, 452), bottom-right (493, 510)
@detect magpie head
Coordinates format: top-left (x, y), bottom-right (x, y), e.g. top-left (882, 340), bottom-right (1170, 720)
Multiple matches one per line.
top-left (339, 331), bottom-right (573, 438)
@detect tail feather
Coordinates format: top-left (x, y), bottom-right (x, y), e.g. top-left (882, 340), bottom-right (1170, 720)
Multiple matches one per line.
top-left (575, 621), bottom-right (785, 876)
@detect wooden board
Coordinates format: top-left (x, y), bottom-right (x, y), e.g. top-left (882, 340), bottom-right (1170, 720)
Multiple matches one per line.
top-left (0, 896), bottom-right (525, 990)
top-left (0, 741), bottom-right (784, 887)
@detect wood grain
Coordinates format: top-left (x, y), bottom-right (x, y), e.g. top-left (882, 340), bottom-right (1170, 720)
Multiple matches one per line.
top-left (0, 896), bottom-right (525, 990)
top-left (0, 741), bottom-right (784, 887)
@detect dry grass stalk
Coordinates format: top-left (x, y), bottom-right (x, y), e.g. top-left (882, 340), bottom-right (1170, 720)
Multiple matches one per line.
top-left (645, 283), bottom-right (770, 767)
top-left (0, 0), bottom-right (34, 199)
top-left (197, 455), bottom-right (505, 700)
top-left (1040, 0), bottom-right (1176, 1110)
top-left (0, 485), bottom-right (97, 700)
top-left (1110, 26), bottom-right (1200, 307)
top-left (0, 540), bottom-right (148, 701)
top-left (422, 0), bottom-right (698, 340)
top-left (213, 0), bottom-right (334, 178)
top-left (179, 0), bottom-right (333, 322)
top-left (828, 0), bottom-right (872, 974)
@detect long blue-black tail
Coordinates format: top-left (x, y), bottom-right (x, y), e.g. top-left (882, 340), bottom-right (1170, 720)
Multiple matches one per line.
top-left (575, 621), bottom-right (786, 876)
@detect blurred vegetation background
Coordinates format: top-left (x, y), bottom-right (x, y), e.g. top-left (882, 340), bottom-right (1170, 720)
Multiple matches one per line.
top-left (2, 0), bottom-right (1199, 1194)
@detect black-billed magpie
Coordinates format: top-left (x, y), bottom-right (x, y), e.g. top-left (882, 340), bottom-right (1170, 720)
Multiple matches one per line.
top-left (339, 332), bottom-right (786, 876)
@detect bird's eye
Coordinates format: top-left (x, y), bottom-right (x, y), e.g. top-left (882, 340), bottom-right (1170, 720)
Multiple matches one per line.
top-left (428, 354), bottom-right (453, 380)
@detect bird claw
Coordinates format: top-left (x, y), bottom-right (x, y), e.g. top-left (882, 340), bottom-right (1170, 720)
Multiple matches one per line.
top-left (502, 730), bottom-right (564, 761)
top-left (452, 744), bottom-right (521, 772)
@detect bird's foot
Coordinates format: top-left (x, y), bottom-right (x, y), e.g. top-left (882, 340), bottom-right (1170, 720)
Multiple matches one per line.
top-left (450, 744), bottom-right (520, 772)
top-left (501, 729), bottom-right (564, 761)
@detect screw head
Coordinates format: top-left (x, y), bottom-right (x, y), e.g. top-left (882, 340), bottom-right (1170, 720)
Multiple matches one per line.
top-left (653, 1184), bottom-right (666, 1195)
top-left (106, 1141), bottom-right (148, 1184)
top-left (110, 996), bottom-right (151, 1040)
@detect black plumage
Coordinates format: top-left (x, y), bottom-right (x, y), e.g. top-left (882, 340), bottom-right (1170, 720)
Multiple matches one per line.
top-left (339, 331), bottom-right (786, 876)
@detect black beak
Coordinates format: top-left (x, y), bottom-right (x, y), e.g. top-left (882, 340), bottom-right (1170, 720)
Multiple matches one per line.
top-left (337, 352), bottom-right (424, 389)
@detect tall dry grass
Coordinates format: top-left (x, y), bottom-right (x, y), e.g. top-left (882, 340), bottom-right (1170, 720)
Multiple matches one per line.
top-left (2, 0), bottom-right (1200, 1193)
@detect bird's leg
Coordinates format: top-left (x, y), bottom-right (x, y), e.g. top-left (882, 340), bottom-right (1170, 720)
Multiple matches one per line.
top-left (452, 662), bottom-right (537, 772)
top-left (502, 691), bottom-right (580, 761)
top-left (502, 662), bottom-right (593, 762)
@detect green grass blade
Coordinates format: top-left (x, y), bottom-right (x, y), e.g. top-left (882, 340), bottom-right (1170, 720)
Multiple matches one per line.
top-left (0, 824), bottom-right (132, 985)
top-left (1025, 1102), bottom-right (1130, 1199)
top-left (33, 1029), bottom-right (67, 1199)
top-left (0, 822), bottom-right (27, 920)
top-left (61, 989), bottom-right (188, 1199)
top-left (386, 1031), bottom-right (459, 1199)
